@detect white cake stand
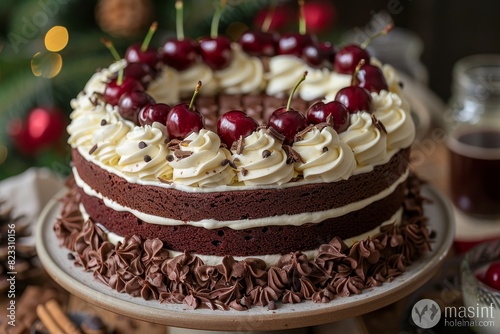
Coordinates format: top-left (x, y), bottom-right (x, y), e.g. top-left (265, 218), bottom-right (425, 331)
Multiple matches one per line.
top-left (36, 185), bottom-right (454, 332)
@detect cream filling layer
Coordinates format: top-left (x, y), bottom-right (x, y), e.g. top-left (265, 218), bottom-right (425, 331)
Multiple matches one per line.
top-left (89, 207), bottom-right (403, 267)
top-left (73, 166), bottom-right (409, 230)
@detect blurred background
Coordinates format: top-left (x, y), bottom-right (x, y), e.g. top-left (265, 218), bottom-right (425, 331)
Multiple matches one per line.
top-left (1, 0), bottom-right (500, 179)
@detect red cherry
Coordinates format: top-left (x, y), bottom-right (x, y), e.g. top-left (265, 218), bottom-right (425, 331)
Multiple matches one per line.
top-left (334, 86), bottom-right (373, 114)
top-left (139, 103), bottom-right (171, 126)
top-left (302, 0), bottom-right (337, 33)
top-left (104, 77), bottom-right (144, 106)
top-left (334, 45), bottom-right (370, 75)
top-left (124, 62), bottom-right (156, 87)
top-left (118, 90), bottom-right (155, 125)
top-left (306, 101), bottom-right (349, 133)
top-left (268, 72), bottom-right (308, 145)
top-left (124, 22), bottom-right (160, 70)
top-left (166, 81), bottom-right (204, 139)
top-left (217, 110), bottom-right (259, 148)
top-left (238, 30), bottom-right (278, 57)
top-left (482, 262), bottom-right (500, 291)
top-left (277, 33), bottom-right (316, 56)
top-left (161, 38), bottom-right (198, 71)
top-left (302, 41), bottom-right (335, 68)
top-left (125, 43), bottom-right (160, 71)
top-left (356, 63), bottom-right (389, 93)
top-left (199, 36), bottom-right (233, 70)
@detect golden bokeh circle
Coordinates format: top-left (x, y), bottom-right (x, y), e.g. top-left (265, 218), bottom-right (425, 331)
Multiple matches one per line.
top-left (31, 52), bottom-right (63, 78)
top-left (44, 26), bottom-right (69, 52)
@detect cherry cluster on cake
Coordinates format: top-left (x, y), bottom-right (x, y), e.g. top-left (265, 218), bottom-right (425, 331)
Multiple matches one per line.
top-left (98, 0), bottom-right (394, 148)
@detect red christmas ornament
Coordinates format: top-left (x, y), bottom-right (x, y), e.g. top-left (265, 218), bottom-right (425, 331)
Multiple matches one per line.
top-left (8, 107), bottom-right (66, 155)
top-left (303, 0), bottom-right (337, 33)
top-left (254, 4), bottom-right (294, 32)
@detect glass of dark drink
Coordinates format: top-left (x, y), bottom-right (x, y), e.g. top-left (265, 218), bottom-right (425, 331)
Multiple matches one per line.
top-left (446, 55), bottom-right (500, 219)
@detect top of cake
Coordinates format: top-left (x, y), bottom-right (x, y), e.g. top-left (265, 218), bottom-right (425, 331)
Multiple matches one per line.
top-left (67, 18), bottom-right (415, 191)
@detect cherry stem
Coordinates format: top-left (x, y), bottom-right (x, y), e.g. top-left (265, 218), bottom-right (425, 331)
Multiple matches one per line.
top-left (211, 0), bottom-right (227, 39)
top-left (175, 1), bottom-right (185, 41)
top-left (298, 0), bottom-right (306, 35)
top-left (189, 81), bottom-right (202, 110)
top-left (141, 21), bottom-right (158, 52)
top-left (351, 59), bottom-right (366, 86)
top-left (261, 1), bottom-right (277, 33)
top-left (360, 24), bottom-right (393, 49)
top-left (287, 71), bottom-right (308, 111)
top-left (101, 38), bottom-right (124, 86)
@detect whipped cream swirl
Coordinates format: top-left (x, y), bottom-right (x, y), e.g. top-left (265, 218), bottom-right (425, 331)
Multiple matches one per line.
top-left (116, 123), bottom-right (172, 180)
top-left (177, 63), bottom-right (218, 98)
top-left (91, 110), bottom-right (133, 165)
top-left (215, 45), bottom-right (265, 95)
top-left (340, 112), bottom-right (388, 169)
top-left (372, 90), bottom-right (415, 151)
top-left (169, 129), bottom-right (235, 187)
top-left (293, 126), bottom-right (356, 182)
top-left (147, 66), bottom-right (179, 105)
top-left (232, 129), bottom-right (294, 185)
top-left (266, 55), bottom-right (306, 97)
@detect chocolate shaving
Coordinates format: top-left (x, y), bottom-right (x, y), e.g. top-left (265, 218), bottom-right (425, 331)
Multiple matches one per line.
top-left (371, 114), bottom-right (387, 134)
top-left (157, 177), bottom-right (172, 184)
top-left (174, 150), bottom-right (193, 159)
top-left (283, 145), bottom-right (303, 164)
top-left (265, 127), bottom-right (285, 143)
top-left (294, 125), bottom-right (315, 142)
top-left (89, 144), bottom-right (98, 155)
top-left (166, 139), bottom-right (184, 150)
top-left (228, 160), bottom-right (237, 169)
top-left (221, 159), bottom-right (230, 166)
top-left (234, 136), bottom-right (245, 155)
top-left (138, 141), bottom-right (147, 149)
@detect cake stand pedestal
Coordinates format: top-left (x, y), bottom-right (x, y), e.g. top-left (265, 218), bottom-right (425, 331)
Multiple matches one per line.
top-left (36, 185), bottom-right (454, 332)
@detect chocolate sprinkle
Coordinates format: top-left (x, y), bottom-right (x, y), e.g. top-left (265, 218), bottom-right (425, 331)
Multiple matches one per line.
top-left (322, 147), bottom-right (329, 153)
top-left (89, 144), bottom-right (98, 155)
top-left (241, 168), bottom-right (248, 176)
top-left (262, 150), bottom-right (271, 158)
top-left (166, 155), bottom-right (174, 162)
top-left (265, 127), bottom-right (286, 143)
top-left (144, 155), bottom-right (152, 162)
top-left (221, 159), bottom-right (230, 166)
top-left (228, 160), bottom-right (237, 169)
top-left (138, 141), bottom-right (147, 149)
top-left (100, 119), bottom-right (107, 126)
top-left (268, 301), bottom-right (277, 310)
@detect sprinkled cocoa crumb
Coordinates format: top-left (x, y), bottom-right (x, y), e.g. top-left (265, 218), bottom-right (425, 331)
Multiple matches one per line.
top-left (262, 150), bottom-right (271, 158)
top-left (268, 301), bottom-right (277, 310)
top-left (166, 155), bottom-right (174, 162)
top-left (322, 146), bottom-right (329, 153)
top-left (100, 119), bottom-right (107, 126)
top-left (241, 168), bottom-right (248, 176)
top-left (138, 141), bottom-right (147, 149)
top-left (167, 139), bottom-right (183, 150)
top-left (89, 144), bottom-right (98, 155)
top-left (221, 159), bottom-right (230, 166)
top-left (144, 155), bottom-right (152, 162)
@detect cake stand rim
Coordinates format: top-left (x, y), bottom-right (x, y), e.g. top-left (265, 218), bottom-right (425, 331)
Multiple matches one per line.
top-left (36, 184), bottom-right (454, 331)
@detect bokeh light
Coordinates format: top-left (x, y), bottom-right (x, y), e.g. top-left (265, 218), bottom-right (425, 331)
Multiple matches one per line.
top-left (44, 26), bottom-right (69, 52)
top-left (31, 52), bottom-right (63, 78)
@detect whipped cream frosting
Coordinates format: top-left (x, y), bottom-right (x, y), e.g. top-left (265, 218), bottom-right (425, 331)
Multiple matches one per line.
top-left (178, 62), bottom-right (219, 98)
top-left (293, 126), bottom-right (356, 182)
top-left (170, 129), bottom-right (235, 187)
top-left (116, 123), bottom-right (173, 181)
top-left (147, 66), bottom-right (179, 105)
top-left (231, 129), bottom-right (294, 186)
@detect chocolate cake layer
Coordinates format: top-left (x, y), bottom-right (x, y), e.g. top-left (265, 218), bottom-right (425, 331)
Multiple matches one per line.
top-left (77, 180), bottom-right (405, 256)
top-left (72, 148), bottom-right (410, 222)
